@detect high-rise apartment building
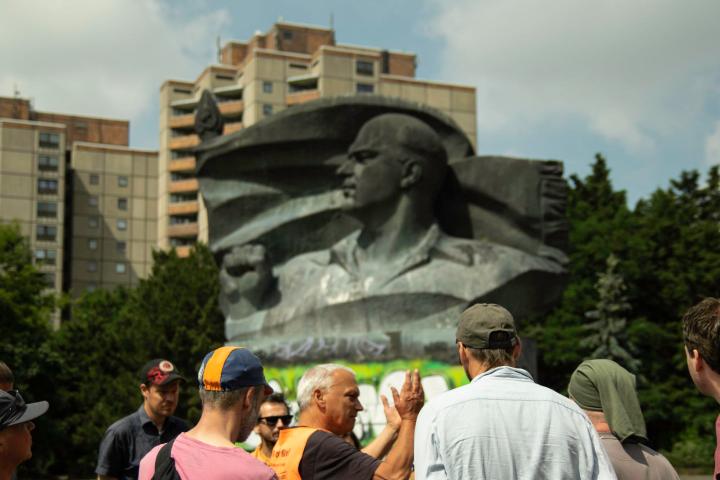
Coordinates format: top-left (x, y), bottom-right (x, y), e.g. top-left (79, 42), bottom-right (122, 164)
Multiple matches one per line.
top-left (69, 143), bottom-right (158, 296)
top-left (0, 96), bottom-right (158, 313)
top-left (159, 21), bottom-right (477, 254)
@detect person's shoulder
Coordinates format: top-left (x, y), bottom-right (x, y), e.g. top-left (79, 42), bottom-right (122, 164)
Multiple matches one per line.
top-left (137, 443), bottom-right (163, 480)
top-left (435, 232), bottom-right (565, 273)
top-left (639, 444), bottom-right (680, 477)
top-left (104, 410), bottom-right (141, 436)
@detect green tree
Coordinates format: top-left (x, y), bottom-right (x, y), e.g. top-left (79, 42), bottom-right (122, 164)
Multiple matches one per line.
top-left (49, 244), bottom-right (225, 475)
top-left (0, 223), bottom-right (58, 475)
top-left (532, 154), bottom-right (637, 388)
top-left (581, 254), bottom-right (640, 372)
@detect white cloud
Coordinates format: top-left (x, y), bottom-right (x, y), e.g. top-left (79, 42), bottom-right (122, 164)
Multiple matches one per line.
top-left (705, 122), bottom-right (720, 167)
top-left (426, 0), bottom-right (720, 154)
top-left (0, 0), bottom-right (229, 121)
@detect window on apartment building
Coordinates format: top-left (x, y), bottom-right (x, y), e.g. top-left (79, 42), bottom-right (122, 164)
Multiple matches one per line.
top-left (356, 60), bottom-right (375, 76)
top-left (43, 273), bottom-right (55, 288)
top-left (263, 104), bottom-right (273, 116)
top-left (74, 121), bottom-right (88, 137)
top-left (216, 74), bottom-right (235, 81)
top-left (283, 30), bottom-right (293, 40)
top-left (90, 174), bottom-right (99, 185)
top-left (39, 132), bottom-right (60, 149)
top-left (117, 219), bottom-right (127, 231)
top-left (115, 262), bottom-right (126, 274)
top-left (88, 196), bottom-right (98, 207)
top-left (263, 81), bottom-right (273, 93)
top-left (88, 216), bottom-right (99, 228)
top-left (118, 176), bottom-right (129, 187)
top-left (88, 239), bottom-right (98, 250)
top-left (356, 83), bottom-right (375, 94)
top-left (38, 154), bottom-right (59, 171)
top-left (289, 63), bottom-right (308, 70)
top-left (87, 261), bottom-right (97, 273)
top-left (37, 201), bottom-right (57, 218)
top-left (36, 225), bottom-right (57, 241)
top-left (116, 241), bottom-right (126, 254)
top-left (118, 198), bottom-right (128, 211)
top-left (86, 283), bottom-right (97, 292)
top-left (37, 178), bottom-right (58, 194)
top-left (35, 249), bottom-right (56, 265)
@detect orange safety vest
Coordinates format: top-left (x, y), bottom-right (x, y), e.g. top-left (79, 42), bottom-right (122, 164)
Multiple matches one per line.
top-left (268, 426), bottom-right (325, 480)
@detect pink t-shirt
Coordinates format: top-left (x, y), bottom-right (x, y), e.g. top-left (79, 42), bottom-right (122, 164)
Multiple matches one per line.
top-left (139, 433), bottom-right (277, 480)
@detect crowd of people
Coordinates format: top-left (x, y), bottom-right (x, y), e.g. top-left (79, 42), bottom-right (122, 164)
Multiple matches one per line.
top-left (1, 298), bottom-right (719, 479)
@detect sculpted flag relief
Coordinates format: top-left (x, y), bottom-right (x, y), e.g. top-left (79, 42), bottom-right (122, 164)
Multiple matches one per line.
top-left (195, 94), bottom-right (569, 362)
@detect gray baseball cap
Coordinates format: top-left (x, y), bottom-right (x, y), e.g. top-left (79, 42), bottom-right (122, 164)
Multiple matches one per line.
top-left (456, 303), bottom-right (518, 349)
top-left (0, 389), bottom-right (48, 430)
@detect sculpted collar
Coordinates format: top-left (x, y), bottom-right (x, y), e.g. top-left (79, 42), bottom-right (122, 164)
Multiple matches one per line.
top-left (329, 224), bottom-right (472, 285)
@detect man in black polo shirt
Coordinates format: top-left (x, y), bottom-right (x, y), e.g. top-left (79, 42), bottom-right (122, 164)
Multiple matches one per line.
top-left (96, 359), bottom-right (188, 480)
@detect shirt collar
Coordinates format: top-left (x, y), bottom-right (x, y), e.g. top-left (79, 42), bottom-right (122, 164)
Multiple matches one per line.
top-left (329, 224), bottom-right (444, 283)
top-left (470, 365), bottom-right (535, 384)
top-left (136, 404), bottom-right (153, 427)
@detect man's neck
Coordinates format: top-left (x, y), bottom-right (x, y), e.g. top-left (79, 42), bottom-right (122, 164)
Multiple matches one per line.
top-left (261, 440), bottom-right (275, 458)
top-left (585, 410), bottom-right (612, 434)
top-left (297, 409), bottom-right (334, 434)
top-left (185, 408), bottom-right (240, 448)
top-left (355, 197), bottom-right (434, 266)
top-left (143, 402), bottom-right (167, 432)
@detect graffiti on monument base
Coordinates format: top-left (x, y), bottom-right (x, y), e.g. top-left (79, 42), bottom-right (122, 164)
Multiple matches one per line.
top-left (267, 336), bottom-right (389, 363)
top-left (241, 359), bottom-right (468, 450)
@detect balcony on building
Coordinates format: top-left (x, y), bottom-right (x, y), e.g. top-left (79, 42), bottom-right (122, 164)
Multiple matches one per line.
top-left (169, 156), bottom-right (197, 173)
top-left (168, 178), bottom-right (199, 194)
top-left (167, 222), bottom-right (199, 238)
top-left (287, 74), bottom-right (320, 105)
top-left (223, 122), bottom-right (244, 135)
top-left (168, 200), bottom-right (199, 216)
top-left (170, 97), bottom-right (199, 114)
top-left (214, 84), bottom-right (243, 102)
top-left (169, 134), bottom-right (200, 151)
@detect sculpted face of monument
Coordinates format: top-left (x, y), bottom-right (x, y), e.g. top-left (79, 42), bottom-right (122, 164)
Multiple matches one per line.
top-left (195, 95), bottom-right (568, 362)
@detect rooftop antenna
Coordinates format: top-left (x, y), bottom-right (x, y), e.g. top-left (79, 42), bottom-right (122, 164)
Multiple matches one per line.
top-left (329, 12), bottom-right (334, 30)
top-left (12, 84), bottom-right (21, 118)
top-left (216, 35), bottom-right (222, 64)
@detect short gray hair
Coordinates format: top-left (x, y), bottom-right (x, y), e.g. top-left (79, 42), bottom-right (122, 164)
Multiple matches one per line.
top-left (199, 385), bottom-right (261, 410)
top-left (296, 364), bottom-right (355, 411)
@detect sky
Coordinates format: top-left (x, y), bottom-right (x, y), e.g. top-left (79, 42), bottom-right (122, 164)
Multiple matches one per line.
top-left (1, 0), bottom-right (719, 205)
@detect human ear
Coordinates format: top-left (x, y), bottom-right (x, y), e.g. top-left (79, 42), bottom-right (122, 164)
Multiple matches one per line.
top-left (513, 339), bottom-right (523, 360)
top-left (314, 388), bottom-right (326, 411)
top-left (140, 384), bottom-right (149, 400)
top-left (691, 348), bottom-right (705, 373)
top-left (400, 160), bottom-right (422, 189)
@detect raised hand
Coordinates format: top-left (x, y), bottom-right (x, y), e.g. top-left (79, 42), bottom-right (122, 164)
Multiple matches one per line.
top-left (391, 370), bottom-right (424, 421)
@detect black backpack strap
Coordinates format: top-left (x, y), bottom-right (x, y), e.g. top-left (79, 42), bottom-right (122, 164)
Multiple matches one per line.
top-left (152, 437), bottom-right (182, 480)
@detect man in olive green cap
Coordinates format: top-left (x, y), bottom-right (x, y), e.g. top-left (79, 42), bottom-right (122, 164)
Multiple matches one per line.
top-left (569, 359), bottom-right (679, 480)
top-left (414, 303), bottom-right (616, 479)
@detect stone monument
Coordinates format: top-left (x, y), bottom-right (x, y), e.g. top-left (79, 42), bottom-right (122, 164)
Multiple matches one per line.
top-left (194, 93), bottom-right (568, 363)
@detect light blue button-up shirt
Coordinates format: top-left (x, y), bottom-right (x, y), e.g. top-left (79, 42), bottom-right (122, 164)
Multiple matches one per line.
top-left (414, 366), bottom-right (617, 480)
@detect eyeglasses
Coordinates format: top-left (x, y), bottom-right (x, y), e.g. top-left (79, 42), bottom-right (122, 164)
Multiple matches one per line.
top-left (258, 415), bottom-right (293, 427)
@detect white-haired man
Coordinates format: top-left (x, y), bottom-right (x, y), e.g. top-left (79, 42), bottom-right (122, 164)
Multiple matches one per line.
top-left (268, 364), bottom-right (423, 480)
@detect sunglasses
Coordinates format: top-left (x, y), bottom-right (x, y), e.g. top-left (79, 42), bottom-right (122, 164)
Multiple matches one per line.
top-left (258, 415), bottom-right (293, 427)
